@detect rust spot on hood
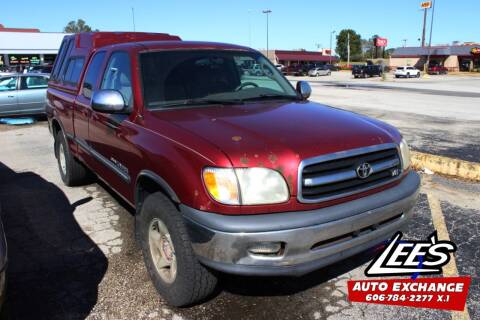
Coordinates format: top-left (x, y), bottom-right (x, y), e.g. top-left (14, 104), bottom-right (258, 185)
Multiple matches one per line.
top-left (240, 154), bottom-right (249, 165)
top-left (268, 153), bottom-right (278, 164)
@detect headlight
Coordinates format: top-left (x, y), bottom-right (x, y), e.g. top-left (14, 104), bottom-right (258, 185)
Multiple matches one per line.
top-left (399, 138), bottom-right (411, 170)
top-left (203, 167), bottom-right (289, 205)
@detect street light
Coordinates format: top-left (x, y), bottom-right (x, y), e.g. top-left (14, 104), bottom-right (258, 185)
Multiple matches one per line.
top-left (262, 10), bottom-right (272, 61)
top-left (329, 30), bottom-right (336, 64)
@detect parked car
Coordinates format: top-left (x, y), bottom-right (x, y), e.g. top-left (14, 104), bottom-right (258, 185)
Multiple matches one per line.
top-left (0, 73), bottom-right (49, 116)
top-left (324, 64), bottom-right (339, 71)
top-left (352, 65), bottom-right (383, 78)
top-left (308, 65), bottom-right (331, 77)
top-left (284, 64), bottom-right (309, 76)
top-left (395, 66), bottom-right (421, 78)
top-left (274, 64), bottom-right (285, 72)
top-left (428, 64), bottom-right (448, 75)
top-left (28, 64), bottom-right (53, 74)
top-left (47, 32), bottom-right (420, 307)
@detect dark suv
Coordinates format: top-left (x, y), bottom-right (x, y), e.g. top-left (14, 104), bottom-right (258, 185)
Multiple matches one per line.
top-left (353, 65), bottom-right (383, 78)
top-left (47, 32), bottom-right (420, 306)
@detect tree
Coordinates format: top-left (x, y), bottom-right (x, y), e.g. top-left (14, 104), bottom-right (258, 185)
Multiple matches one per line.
top-left (64, 19), bottom-right (98, 33)
top-left (335, 29), bottom-right (362, 61)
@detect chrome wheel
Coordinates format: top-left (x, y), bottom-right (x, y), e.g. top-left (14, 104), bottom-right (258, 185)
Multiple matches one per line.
top-left (59, 143), bottom-right (67, 176)
top-left (149, 218), bottom-right (177, 284)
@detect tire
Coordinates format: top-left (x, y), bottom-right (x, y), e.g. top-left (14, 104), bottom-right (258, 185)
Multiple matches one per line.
top-left (416, 72), bottom-right (420, 78)
top-left (395, 75), bottom-right (399, 78)
top-left (138, 192), bottom-right (217, 307)
top-left (406, 73), bottom-right (410, 78)
top-left (54, 131), bottom-right (90, 186)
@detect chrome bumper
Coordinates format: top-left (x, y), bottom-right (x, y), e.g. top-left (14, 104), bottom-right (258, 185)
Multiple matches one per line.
top-left (181, 171), bottom-right (420, 276)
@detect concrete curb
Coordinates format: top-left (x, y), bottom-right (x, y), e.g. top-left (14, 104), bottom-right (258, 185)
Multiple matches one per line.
top-left (411, 151), bottom-right (480, 181)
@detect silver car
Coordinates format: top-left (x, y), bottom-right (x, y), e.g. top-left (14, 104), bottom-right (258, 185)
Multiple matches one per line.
top-left (308, 66), bottom-right (331, 77)
top-left (0, 73), bottom-right (49, 116)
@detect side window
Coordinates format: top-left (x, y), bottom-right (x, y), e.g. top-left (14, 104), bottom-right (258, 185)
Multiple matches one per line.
top-left (0, 77), bottom-right (17, 91)
top-left (20, 76), bottom-right (49, 90)
top-left (82, 52), bottom-right (106, 99)
top-left (51, 40), bottom-right (68, 80)
top-left (62, 57), bottom-right (84, 85)
top-left (101, 52), bottom-right (133, 108)
top-left (58, 40), bottom-right (75, 81)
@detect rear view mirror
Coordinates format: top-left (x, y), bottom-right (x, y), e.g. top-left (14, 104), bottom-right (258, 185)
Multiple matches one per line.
top-left (296, 81), bottom-right (311, 100)
top-left (91, 90), bottom-right (126, 113)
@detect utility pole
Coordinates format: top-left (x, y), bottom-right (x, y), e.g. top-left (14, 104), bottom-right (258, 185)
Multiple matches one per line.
top-left (347, 32), bottom-right (350, 67)
top-left (330, 30), bottom-right (336, 64)
top-left (421, 6), bottom-right (428, 47)
top-left (426, 0), bottom-right (436, 72)
top-left (131, 7), bottom-right (136, 32)
top-left (263, 10), bottom-right (272, 61)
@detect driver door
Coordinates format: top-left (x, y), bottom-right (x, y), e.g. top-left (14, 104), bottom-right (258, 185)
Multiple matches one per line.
top-left (0, 76), bottom-right (18, 115)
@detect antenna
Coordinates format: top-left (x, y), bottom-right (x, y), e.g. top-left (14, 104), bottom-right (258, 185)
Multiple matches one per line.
top-left (131, 7), bottom-right (136, 32)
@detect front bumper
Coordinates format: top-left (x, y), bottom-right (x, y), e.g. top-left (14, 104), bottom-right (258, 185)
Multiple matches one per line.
top-left (182, 171), bottom-right (420, 276)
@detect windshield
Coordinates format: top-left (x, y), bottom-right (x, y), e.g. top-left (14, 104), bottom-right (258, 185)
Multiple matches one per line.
top-left (140, 50), bottom-right (298, 109)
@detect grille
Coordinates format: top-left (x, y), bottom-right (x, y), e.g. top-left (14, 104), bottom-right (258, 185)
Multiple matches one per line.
top-left (298, 144), bottom-right (402, 203)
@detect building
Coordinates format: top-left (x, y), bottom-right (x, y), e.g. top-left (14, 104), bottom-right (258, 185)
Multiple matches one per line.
top-left (262, 49), bottom-right (337, 66)
top-left (390, 44), bottom-right (480, 72)
top-left (0, 24), bottom-right (67, 69)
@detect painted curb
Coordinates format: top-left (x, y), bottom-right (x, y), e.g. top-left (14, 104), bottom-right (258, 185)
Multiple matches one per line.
top-left (411, 151), bottom-right (480, 181)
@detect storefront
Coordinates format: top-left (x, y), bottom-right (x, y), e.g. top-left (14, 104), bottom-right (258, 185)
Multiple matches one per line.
top-left (390, 44), bottom-right (480, 72)
top-left (0, 23), bottom-right (67, 71)
top-left (262, 50), bottom-right (337, 66)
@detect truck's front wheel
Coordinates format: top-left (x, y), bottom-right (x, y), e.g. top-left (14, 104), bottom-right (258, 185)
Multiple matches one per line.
top-left (54, 131), bottom-right (90, 186)
top-left (138, 192), bottom-right (217, 306)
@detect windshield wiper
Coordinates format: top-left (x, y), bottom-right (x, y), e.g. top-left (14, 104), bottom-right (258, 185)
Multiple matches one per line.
top-left (240, 94), bottom-right (300, 102)
top-left (160, 98), bottom-right (244, 108)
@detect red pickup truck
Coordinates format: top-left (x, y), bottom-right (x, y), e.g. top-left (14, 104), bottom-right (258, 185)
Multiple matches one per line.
top-left (47, 32), bottom-right (420, 306)
top-left (428, 64), bottom-right (448, 75)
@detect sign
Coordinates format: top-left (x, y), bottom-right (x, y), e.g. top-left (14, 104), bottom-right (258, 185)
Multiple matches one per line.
top-left (8, 55), bottom-right (40, 65)
top-left (375, 37), bottom-right (388, 47)
top-left (421, 1), bottom-right (432, 9)
top-left (471, 47), bottom-right (480, 55)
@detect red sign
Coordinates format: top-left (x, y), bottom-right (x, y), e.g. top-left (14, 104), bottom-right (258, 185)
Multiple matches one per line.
top-left (375, 37), bottom-right (388, 47)
top-left (348, 277), bottom-right (471, 311)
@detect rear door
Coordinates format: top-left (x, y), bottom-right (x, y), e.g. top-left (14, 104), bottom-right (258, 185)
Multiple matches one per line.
top-left (0, 76), bottom-right (18, 115)
top-left (17, 75), bottom-right (49, 114)
top-left (74, 51), bottom-right (107, 167)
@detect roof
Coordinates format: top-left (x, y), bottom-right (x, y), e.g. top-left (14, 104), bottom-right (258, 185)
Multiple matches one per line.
top-left (72, 32), bottom-right (181, 50)
top-left (391, 45), bottom-right (479, 57)
top-left (0, 31), bottom-right (68, 54)
top-left (0, 24), bottom-right (40, 33)
top-left (274, 50), bottom-right (336, 62)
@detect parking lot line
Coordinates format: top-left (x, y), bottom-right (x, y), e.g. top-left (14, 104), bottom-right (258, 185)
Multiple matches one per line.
top-left (427, 193), bottom-right (470, 320)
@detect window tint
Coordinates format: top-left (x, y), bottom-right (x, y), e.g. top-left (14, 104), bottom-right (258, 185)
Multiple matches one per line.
top-left (63, 57), bottom-right (84, 85)
top-left (20, 76), bottom-right (49, 90)
top-left (51, 40), bottom-right (68, 80)
top-left (101, 52), bottom-right (133, 108)
top-left (58, 40), bottom-right (75, 80)
top-left (82, 52), bottom-right (106, 99)
top-left (0, 77), bottom-right (17, 91)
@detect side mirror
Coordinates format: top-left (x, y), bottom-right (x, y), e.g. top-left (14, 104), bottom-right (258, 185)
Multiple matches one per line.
top-left (296, 81), bottom-right (311, 100)
top-left (91, 90), bottom-right (126, 113)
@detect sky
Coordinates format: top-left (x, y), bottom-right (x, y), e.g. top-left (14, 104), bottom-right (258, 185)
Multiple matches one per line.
top-left (1, 0), bottom-right (478, 51)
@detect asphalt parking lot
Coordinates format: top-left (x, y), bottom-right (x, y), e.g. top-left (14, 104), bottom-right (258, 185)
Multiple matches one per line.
top-left (289, 72), bottom-right (480, 162)
top-left (0, 122), bottom-right (478, 320)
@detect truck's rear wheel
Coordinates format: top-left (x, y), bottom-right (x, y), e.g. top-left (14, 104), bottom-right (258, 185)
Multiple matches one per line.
top-left (139, 192), bottom-right (217, 307)
top-left (54, 131), bottom-right (90, 186)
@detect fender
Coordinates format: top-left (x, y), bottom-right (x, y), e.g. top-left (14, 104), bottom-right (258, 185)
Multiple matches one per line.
top-left (135, 170), bottom-right (180, 205)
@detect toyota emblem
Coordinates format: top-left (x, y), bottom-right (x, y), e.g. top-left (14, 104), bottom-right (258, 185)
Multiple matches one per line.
top-left (356, 163), bottom-right (373, 179)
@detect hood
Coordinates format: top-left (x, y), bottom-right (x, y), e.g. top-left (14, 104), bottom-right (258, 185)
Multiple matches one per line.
top-left (149, 101), bottom-right (399, 170)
